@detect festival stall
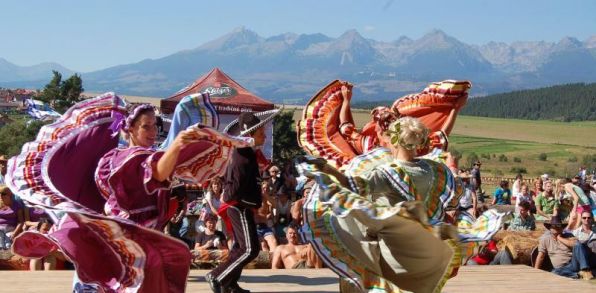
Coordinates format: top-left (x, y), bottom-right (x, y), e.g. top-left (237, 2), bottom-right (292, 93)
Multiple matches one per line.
top-left (161, 68), bottom-right (276, 157)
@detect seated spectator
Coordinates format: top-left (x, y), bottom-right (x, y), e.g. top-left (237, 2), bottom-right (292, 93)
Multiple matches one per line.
top-left (534, 216), bottom-right (594, 280)
top-left (255, 187), bottom-right (277, 252)
top-left (508, 201), bottom-right (536, 231)
top-left (271, 224), bottom-right (322, 269)
top-left (274, 187), bottom-right (292, 241)
top-left (0, 185), bottom-right (24, 250)
top-left (571, 211), bottom-right (596, 270)
top-left (492, 180), bottom-right (511, 205)
top-left (588, 181), bottom-right (596, 214)
top-left (532, 178), bottom-right (544, 198)
top-left (515, 184), bottom-right (533, 214)
top-left (282, 162), bottom-right (298, 194)
top-left (23, 207), bottom-right (48, 231)
top-left (29, 218), bottom-right (63, 271)
top-left (0, 155), bottom-right (6, 185)
top-left (267, 165), bottom-right (285, 193)
top-left (535, 181), bottom-right (558, 221)
top-left (571, 211), bottom-right (595, 243)
top-left (466, 240), bottom-right (513, 265)
top-left (291, 180), bottom-right (314, 226)
top-left (194, 215), bottom-right (227, 251)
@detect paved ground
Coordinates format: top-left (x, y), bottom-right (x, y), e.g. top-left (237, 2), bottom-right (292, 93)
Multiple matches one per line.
top-left (0, 265), bottom-right (594, 292)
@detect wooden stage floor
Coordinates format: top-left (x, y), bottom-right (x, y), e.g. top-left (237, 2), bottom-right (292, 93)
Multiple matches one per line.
top-left (0, 265), bottom-right (594, 292)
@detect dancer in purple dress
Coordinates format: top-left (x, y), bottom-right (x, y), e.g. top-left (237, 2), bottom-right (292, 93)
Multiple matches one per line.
top-left (6, 93), bottom-right (250, 293)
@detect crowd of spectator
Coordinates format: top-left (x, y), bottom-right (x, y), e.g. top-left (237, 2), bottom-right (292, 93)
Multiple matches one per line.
top-left (165, 162), bottom-right (321, 270)
top-left (3, 150), bottom-right (595, 278)
top-left (460, 161), bottom-right (596, 280)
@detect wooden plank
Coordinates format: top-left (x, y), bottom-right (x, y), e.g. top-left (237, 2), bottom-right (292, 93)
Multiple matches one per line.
top-left (0, 266), bottom-right (593, 292)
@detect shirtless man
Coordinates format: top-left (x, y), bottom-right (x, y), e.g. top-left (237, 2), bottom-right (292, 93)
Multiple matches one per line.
top-left (255, 184), bottom-right (277, 251)
top-left (271, 224), bottom-right (322, 269)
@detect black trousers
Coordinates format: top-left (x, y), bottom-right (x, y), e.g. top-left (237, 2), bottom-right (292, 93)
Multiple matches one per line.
top-left (210, 205), bottom-right (260, 288)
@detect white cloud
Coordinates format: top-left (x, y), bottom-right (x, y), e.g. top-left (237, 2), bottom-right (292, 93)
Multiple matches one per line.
top-left (364, 25), bottom-right (376, 32)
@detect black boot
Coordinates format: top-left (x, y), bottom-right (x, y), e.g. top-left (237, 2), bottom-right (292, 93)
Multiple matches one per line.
top-left (229, 282), bottom-right (250, 293)
top-left (205, 273), bottom-right (223, 293)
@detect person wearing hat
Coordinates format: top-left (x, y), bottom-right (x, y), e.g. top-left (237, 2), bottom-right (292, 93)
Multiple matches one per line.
top-left (207, 109), bottom-right (279, 293)
top-left (535, 215), bottom-right (594, 279)
top-left (457, 170), bottom-right (478, 217)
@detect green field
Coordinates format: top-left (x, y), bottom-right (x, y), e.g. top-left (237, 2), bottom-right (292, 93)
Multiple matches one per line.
top-left (291, 110), bottom-right (596, 178)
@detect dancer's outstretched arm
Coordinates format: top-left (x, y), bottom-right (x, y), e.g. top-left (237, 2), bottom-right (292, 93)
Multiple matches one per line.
top-left (441, 108), bottom-right (459, 135)
top-left (153, 129), bottom-right (195, 182)
top-left (339, 83), bottom-right (355, 127)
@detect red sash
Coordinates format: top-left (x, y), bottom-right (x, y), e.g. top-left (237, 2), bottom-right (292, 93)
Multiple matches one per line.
top-left (217, 200), bottom-right (238, 239)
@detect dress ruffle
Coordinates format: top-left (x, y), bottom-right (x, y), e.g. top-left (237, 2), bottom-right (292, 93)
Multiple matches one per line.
top-left (301, 166), bottom-right (460, 293)
top-left (299, 147), bottom-right (507, 292)
top-left (5, 93), bottom-right (212, 292)
top-left (297, 80), bottom-right (471, 169)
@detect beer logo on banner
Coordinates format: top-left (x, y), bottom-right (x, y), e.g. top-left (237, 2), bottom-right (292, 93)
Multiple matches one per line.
top-left (201, 83), bottom-right (237, 97)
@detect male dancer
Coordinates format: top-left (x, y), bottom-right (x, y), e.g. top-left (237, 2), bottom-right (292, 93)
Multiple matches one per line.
top-left (206, 111), bottom-right (276, 293)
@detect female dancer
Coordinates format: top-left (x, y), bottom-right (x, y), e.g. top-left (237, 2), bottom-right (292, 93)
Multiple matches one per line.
top-left (299, 115), bottom-right (507, 293)
top-left (6, 92), bottom-right (249, 292)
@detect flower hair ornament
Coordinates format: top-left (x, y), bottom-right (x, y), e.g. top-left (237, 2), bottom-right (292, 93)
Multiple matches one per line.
top-left (109, 104), bottom-right (155, 137)
top-left (386, 118), bottom-right (429, 151)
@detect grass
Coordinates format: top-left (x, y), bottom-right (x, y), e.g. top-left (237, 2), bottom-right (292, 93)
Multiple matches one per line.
top-left (449, 134), bottom-right (595, 178)
top-left (452, 116), bottom-right (596, 148)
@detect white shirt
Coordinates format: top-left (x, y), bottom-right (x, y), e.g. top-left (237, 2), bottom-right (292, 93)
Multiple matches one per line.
top-left (572, 225), bottom-right (596, 243)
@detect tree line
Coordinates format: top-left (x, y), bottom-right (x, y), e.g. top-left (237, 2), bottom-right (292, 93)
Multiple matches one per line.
top-left (460, 83), bottom-right (596, 121)
top-left (352, 83), bottom-right (596, 122)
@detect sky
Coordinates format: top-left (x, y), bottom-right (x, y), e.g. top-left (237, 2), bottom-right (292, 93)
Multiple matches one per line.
top-left (1, 0), bottom-right (595, 72)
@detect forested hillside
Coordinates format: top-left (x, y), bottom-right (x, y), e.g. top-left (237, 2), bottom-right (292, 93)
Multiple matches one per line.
top-left (461, 83), bottom-right (596, 121)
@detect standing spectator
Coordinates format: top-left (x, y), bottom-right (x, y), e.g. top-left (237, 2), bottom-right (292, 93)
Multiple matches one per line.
top-left (255, 185), bottom-right (277, 252)
top-left (492, 180), bottom-right (511, 205)
top-left (535, 181), bottom-right (558, 221)
top-left (556, 178), bottom-right (592, 230)
top-left (508, 201), bottom-right (536, 231)
top-left (511, 174), bottom-right (523, 203)
top-left (458, 170), bottom-right (477, 217)
top-left (470, 160), bottom-right (483, 201)
top-left (0, 185), bottom-right (24, 250)
top-left (578, 167), bottom-right (587, 185)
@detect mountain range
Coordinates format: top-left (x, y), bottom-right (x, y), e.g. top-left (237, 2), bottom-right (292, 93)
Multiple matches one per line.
top-left (1, 27), bottom-right (596, 103)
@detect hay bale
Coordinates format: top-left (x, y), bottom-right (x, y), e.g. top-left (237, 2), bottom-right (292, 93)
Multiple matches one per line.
top-left (494, 231), bottom-right (541, 265)
top-left (244, 251), bottom-right (272, 269)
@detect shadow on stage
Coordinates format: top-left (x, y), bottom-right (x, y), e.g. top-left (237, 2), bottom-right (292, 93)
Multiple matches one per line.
top-left (190, 274), bottom-right (338, 291)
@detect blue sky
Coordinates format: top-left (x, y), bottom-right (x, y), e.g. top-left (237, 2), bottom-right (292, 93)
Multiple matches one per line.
top-left (1, 0), bottom-right (595, 72)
